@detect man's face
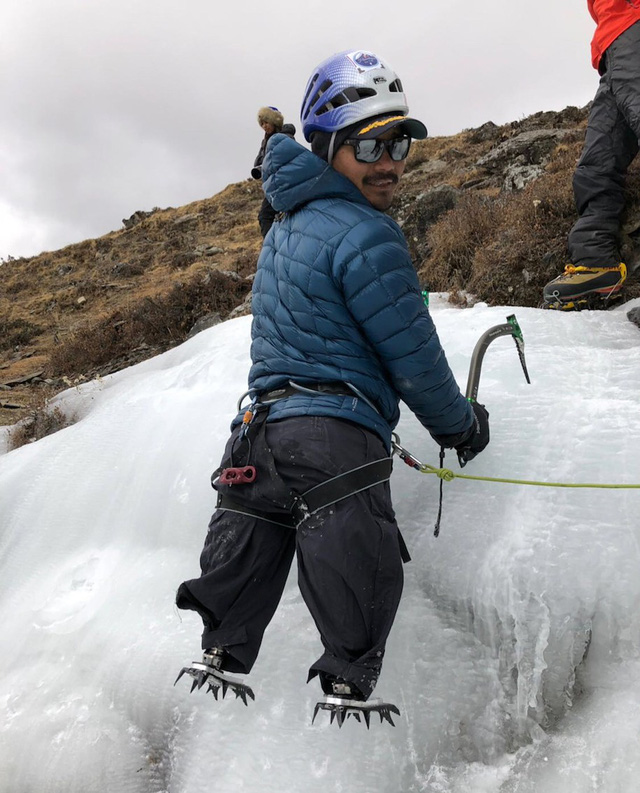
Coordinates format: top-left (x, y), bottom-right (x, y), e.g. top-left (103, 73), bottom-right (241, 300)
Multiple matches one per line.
top-left (332, 130), bottom-right (406, 211)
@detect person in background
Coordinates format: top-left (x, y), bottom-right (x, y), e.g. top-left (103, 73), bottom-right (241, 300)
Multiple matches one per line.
top-left (251, 106), bottom-right (295, 237)
top-left (176, 50), bottom-right (489, 727)
top-left (543, 0), bottom-right (640, 310)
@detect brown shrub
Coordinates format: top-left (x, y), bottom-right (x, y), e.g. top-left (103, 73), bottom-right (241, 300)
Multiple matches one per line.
top-left (422, 194), bottom-right (503, 293)
top-left (420, 168), bottom-right (578, 306)
top-left (50, 270), bottom-right (251, 376)
top-left (469, 174), bottom-right (576, 305)
top-left (170, 253), bottom-right (198, 270)
top-left (8, 403), bottom-right (76, 450)
top-left (0, 319), bottom-right (43, 350)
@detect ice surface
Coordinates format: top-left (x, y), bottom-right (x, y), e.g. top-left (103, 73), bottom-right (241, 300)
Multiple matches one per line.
top-left (1, 299), bottom-right (640, 792)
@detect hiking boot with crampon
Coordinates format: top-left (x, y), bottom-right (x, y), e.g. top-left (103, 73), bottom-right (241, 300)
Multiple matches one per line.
top-left (312, 679), bottom-right (400, 728)
top-left (542, 263), bottom-right (627, 310)
top-left (174, 647), bottom-right (255, 705)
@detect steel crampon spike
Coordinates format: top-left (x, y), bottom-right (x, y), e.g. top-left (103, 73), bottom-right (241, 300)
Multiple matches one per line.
top-left (244, 686), bottom-right (256, 703)
top-left (234, 689), bottom-right (249, 706)
top-left (313, 698), bottom-right (399, 728)
top-left (227, 680), bottom-right (255, 705)
top-left (380, 708), bottom-right (395, 726)
top-left (222, 679), bottom-right (255, 705)
top-left (380, 703), bottom-right (401, 726)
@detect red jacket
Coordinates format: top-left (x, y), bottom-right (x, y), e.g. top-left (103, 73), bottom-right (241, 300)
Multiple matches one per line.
top-left (588, 0), bottom-right (640, 68)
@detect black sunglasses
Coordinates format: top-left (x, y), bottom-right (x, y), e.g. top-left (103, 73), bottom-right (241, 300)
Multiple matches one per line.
top-left (343, 135), bottom-right (411, 163)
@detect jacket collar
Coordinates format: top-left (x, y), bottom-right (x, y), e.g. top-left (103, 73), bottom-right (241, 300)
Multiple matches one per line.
top-left (262, 133), bottom-right (372, 213)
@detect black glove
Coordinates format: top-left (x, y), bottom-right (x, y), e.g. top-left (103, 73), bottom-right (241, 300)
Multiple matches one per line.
top-left (251, 166), bottom-right (262, 180)
top-left (455, 402), bottom-right (489, 467)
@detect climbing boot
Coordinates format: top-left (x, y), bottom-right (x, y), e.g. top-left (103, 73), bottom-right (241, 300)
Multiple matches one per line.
top-left (542, 263), bottom-right (627, 310)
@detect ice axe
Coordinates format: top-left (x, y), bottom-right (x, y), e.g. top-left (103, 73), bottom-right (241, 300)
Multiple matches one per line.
top-left (458, 314), bottom-right (531, 468)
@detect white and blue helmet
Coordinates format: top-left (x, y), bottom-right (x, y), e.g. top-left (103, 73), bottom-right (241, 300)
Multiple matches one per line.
top-left (301, 50), bottom-right (411, 142)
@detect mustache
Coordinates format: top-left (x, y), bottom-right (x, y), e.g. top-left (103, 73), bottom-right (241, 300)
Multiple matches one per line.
top-left (362, 172), bottom-right (399, 186)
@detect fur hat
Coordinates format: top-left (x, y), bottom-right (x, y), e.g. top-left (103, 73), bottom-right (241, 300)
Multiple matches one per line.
top-left (257, 106), bottom-right (284, 130)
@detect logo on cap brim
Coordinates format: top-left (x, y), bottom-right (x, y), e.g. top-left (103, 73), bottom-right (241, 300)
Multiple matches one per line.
top-left (356, 115), bottom-right (428, 140)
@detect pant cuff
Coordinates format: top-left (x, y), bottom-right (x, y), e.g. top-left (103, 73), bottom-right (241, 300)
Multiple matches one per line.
top-left (307, 653), bottom-right (382, 700)
top-left (201, 626), bottom-right (250, 674)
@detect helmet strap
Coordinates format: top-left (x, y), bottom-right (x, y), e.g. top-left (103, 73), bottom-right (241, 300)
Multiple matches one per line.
top-left (327, 131), bottom-right (338, 166)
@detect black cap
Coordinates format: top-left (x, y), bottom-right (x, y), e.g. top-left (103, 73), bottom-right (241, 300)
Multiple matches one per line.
top-left (351, 113), bottom-right (427, 140)
top-left (311, 112), bottom-right (427, 164)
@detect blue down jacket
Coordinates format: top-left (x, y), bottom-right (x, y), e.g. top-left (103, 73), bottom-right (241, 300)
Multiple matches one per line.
top-left (240, 133), bottom-right (473, 449)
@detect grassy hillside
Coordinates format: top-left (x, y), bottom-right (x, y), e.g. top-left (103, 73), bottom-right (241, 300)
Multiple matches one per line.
top-left (3, 104), bottom-right (640, 436)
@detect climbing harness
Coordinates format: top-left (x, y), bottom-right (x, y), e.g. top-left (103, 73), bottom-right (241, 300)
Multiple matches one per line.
top-left (213, 313), bottom-right (638, 543)
top-left (213, 380), bottom-right (394, 532)
top-left (215, 317), bottom-right (534, 538)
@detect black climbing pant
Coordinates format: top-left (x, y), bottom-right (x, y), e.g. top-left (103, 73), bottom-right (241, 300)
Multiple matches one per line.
top-left (175, 415), bottom-right (405, 699)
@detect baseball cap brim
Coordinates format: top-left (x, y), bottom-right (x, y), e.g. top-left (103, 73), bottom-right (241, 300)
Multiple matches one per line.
top-left (353, 114), bottom-right (428, 140)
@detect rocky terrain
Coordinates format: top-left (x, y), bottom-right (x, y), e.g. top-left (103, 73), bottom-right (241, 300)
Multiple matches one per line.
top-left (3, 104), bottom-right (640, 437)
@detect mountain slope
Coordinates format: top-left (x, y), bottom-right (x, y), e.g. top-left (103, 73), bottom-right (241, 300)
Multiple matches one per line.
top-left (3, 104), bottom-right (640, 430)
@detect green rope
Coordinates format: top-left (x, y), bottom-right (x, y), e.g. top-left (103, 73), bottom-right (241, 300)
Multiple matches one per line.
top-left (418, 463), bottom-right (640, 489)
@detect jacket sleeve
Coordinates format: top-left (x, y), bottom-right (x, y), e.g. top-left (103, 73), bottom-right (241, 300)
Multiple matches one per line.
top-left (253, 135), bottom-right (269, 169)
top-left (335, 216), bottom-right (474, 442)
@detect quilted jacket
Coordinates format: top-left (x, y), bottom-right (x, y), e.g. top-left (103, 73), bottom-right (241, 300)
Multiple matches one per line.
top-left (238, 133), bottom-right (474, 449)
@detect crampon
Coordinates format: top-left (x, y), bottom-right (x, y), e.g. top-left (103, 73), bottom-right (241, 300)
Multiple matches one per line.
top-left (542, 291), bottom-right (625, 311)
top-left (174, 660), bottom-right (255, 706)
top-left (312, 695), bottom-right (401, 728)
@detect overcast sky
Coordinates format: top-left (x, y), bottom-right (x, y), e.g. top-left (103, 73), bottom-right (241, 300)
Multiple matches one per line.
top-left (1, 1), bottom-right (596, 261)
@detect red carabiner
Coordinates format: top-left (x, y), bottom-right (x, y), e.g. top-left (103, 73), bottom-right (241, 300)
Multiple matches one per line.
top-left (219, 466), bottom-right (257, 485)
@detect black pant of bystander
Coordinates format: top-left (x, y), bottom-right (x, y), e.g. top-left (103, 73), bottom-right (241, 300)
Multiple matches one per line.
top-left (569, 20), bottom-right (640, 268)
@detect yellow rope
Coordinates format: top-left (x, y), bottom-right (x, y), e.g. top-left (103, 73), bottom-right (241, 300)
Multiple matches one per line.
top-left (418, 463), bottom-right (640, 489)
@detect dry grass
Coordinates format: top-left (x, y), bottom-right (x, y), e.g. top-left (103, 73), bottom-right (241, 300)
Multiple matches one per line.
top-left (7, 400), bottom-right (76, 451)
top-left (422, 167), bottom-right (577, 306)
top-left (0, 319), bottom-right (43, 350)
top-left (0, 179), bottom-right (263, 425)
top-left (50, 270), bottom-right (251, 376)
top-left (417, 135), bottom-right (640, 307)
top-left (421, 193), bottom-right (503, 293)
